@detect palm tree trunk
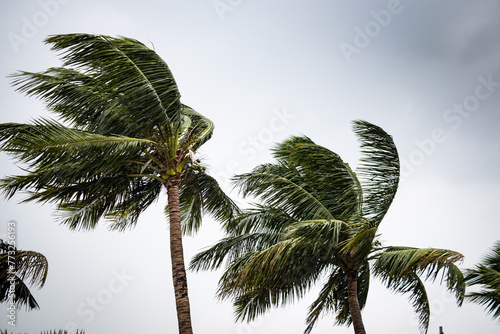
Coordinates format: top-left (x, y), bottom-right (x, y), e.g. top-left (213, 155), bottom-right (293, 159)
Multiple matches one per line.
top-left (347, 270), bottom-right (366, 334)
top-left (166, 178), bottom-right (193, 334)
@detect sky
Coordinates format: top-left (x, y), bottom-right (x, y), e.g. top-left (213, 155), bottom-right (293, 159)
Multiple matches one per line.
top-left (0, 0), bottom-right (499, 333)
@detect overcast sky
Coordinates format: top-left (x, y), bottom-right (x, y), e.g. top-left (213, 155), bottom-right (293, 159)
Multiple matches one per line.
top-left (1, 0), bottom-right (499, 333)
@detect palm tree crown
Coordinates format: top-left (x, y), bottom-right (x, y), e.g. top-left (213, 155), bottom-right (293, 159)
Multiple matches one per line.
top-left (0, 34), bottom-right (238, 334)
top-left (190, 120), bottom-right (465, 334)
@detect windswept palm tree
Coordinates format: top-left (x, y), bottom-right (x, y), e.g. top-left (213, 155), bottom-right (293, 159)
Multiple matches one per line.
top-left (0, 240), bottom-right (48, 310)
top-left (191, 120), bottom-right (465, 334)
top-left (465, 241), bottom-right (500, 323)
top-left (0, 34), bottom-right (238, 334)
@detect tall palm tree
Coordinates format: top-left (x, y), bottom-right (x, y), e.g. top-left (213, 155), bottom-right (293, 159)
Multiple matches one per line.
top-left (0, 34), bottom-right (238, 334)
top-left (190, 120), bottom-right (465, 334)
top-left (0, 240), bottom-right (48, 310)
top-left (465, 241), bottom-right (500, 323)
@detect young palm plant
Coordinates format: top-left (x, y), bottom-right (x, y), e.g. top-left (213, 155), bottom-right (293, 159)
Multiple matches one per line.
top-left (190, 120), bottom-right (465, 334)
top-left (465, 241), bottom-right (500, 323)
top-left (0, 34), bottom-right (238, 334)
top-left (0, 240), bottom-right (48, 310)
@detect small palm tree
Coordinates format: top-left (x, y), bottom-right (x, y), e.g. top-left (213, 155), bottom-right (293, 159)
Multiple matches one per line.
top-left (191, 120), bottom-right (465, 334)
top-left (465, 241), bottom-right (500, 323)
top-left (0, 34), bottom-right (238, 334)
top-left (0, 240), bottom-right (48, 310)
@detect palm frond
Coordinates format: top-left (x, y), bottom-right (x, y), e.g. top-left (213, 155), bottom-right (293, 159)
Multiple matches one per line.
top-left (273, 136), bottom-right (362, 219)
top-left (179, 105), bottom-right (214, 152)
top-left (189, 232), bottom-right (284, 272)
top-left (223, 204), bottom-right (295, 235)
top-left (465, 241), bottom-right (500, 322)
top-left (379, 271), bottom-right (430, 333)
top-left (9, 68), bottom-right (124, 135)
top-left (373, 246), bottom-right (465, 333)
top-left (233, 163), bottom-right (337, 222)
top-left (43, 33), bottom-right (183, 137)
top-left (353, 120), bottom-right (400, 224)
top-left (0, 120), bottom-right (151, 189)
top-left (305, 268), bottom-right (347, 333)
top-left (0, 240), bottom-right (48, 310)
top-left (284, 218), bottom-right (347, 253)
top-left (178, 168), bottom-right (240, 235)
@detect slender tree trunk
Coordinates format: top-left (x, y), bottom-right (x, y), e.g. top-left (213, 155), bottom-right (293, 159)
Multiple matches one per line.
top-left (346, 270), bottom-right (366, 334)
top-left (166, 178), bottom-right (193, 334)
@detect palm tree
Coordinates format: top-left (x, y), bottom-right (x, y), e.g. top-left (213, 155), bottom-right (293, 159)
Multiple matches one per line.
top-left (465, 241), bottom-right (500, 323)
top-left (190, 120), bottom-right (465, 334)
top-left (0, 34), bottom-right (238, 334)
top-left (0, 240), bottom-right (48, 310)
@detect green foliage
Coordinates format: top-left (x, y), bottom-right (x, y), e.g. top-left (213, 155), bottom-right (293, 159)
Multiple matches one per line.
top-left (0, 33), bottom-right (237, 232)
top-left (465, 241), bottom-right (500, 322)
top-left (0, 240), bottom-right (48, 310)
top-left (191, 120), bottom-right (465, 334)
top-left (1, 33), bottom-right (239, 333)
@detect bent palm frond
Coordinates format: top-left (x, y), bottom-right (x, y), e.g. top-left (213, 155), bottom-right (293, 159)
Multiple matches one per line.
top-left (44, 34), bottom-right (183, 136)
top-left (0, 241), bottom-right (48, 310)
top-left (373, 246), bottom-right (465, 333)
top-left (465, 241), bottom-right (500, 322)
top-left (353, 120), bottom-right (400, 224)
top-left (178, 168), bottom-right (240, 235)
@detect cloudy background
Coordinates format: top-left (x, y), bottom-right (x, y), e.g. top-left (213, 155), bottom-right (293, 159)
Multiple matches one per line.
top-left (1, 0), bottom-right (499, 333)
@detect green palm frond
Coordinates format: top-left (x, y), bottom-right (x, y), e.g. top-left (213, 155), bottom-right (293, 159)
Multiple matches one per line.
top-left (0, 275), bottom-right (40, 310)
top-left (373, 246), bottom-right (465, 333)
top-left (9, 68), bottom-right (121, 135)
top-left (233, 163), bottom-right (337, 221)
top-left (189, 232), bottom-right (284, 272)
top-left (0, 120), bottom-right (152, 167)
top-left (305, 268), bottom-right (347, 333)
top-left (218, 244), bottom-right (326, 322)
top-left (373, 247), bottom-right (464, 279)
top-left (465, 241), bottom-right (500, 322)
top-left (285, 218), bottom-right (347, 248)
top-left (178, 167), bottom-right (240, 235)
top-left (273, 136), bottom-right (361, 219)
top-left (382, 271), bottom-right (431, 333)
top-left (0, 240), bottom-right (48, 310)
top-left (223, 204), bottom-right (295, 235)
top-left (353, 120), bottom-right (400, 224)
top-left (44, 33), bottom-right (183, 136)
top-left (179, 105), bottom-right (214, 152)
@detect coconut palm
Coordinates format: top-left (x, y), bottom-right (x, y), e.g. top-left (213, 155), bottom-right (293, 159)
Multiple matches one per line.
top-left (0, 240), bottom-right (48, 310)
top-left (190, 120), bottom-right (465, 334)
top-left (0, 34), bottom-right (238, 334)
top-left (465, 241), bottom-right (500, 323)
